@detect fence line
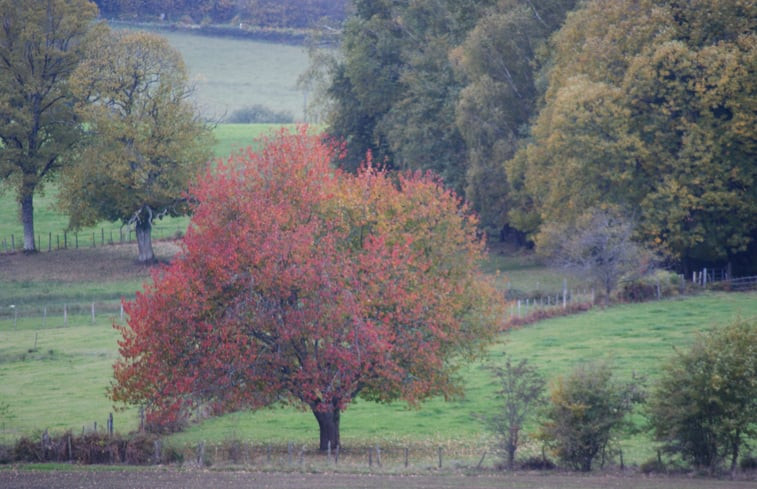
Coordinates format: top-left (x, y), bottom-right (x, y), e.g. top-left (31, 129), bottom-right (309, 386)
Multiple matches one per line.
top-left (0, 301), bottom-right (125, 327)
top-left (0, 225), bottom-right (185, 254)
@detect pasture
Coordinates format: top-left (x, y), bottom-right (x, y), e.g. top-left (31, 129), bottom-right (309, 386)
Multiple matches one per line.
top-left (120, 27), bottom-right (312, 121)
top-left (0, 124), bottom-right (289, 254)
top-left (1, 239), bottom-right (756, 470)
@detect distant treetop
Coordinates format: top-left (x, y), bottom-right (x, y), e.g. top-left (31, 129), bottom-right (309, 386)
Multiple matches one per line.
top-left (94, 0), bottom-right (350, 29)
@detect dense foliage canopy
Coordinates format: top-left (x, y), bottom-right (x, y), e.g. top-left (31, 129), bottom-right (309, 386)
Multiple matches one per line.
top-left (0, 0), bottom-right (99, 252)
top-left (324, 0), bottom-right (757, 273)
top-left (111, 128), bottom-right (504, 449)
top-left (94, 0), bottom-right (349, 28)
top-left (61, 29), bottom-right (213, 263)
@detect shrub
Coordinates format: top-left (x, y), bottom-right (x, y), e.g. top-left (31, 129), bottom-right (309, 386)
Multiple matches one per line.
top-left (481, 355), bottom-right (546, 470)
top-left (518, 454), bottom-right (556, 470)
top-left (225, 104), bottom-right (293, 123)
top-left (648, 318), bottom-right (757, 474)
top-left (618, 270), bottom-right (681, 302)
top-left (539, 362), bottom-right (645, 472)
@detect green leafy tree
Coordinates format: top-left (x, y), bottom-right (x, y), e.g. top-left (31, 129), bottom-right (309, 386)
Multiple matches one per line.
top-left (506, 0), bottom-right (757, 271)
top-left (327, 0), bottom-right (405, 172)
top-left (455, 0), bottom-right (576, 236)
top-left (0, 0), bottom-right (99, 252)
top-left (648, 318), bottom-right (757, 474)
top-left (61, 29), bottom-right (213, 263)
top-left (327, 0), bottom-right (494, 193)
top-left (539, 362), bottom-right (645, 471)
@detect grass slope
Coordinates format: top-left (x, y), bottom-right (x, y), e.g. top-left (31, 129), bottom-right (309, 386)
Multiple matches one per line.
top-left (146, 29), bottom-right (311, 121)
top-left (0, 124), bottom-right (288, 254)
top-left (2, 266), bottom-right (755, 464)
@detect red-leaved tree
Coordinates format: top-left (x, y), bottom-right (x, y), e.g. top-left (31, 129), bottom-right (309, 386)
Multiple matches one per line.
top-left (111, 127), bottom-right (504, 450)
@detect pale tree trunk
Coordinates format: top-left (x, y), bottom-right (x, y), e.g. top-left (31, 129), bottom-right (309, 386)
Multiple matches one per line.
top-left (135, 216), bottom-right (155, 263)
top-left (312, 407), bottom-right (340, 452)
top-left (20, 193), bottom-right (36, 253)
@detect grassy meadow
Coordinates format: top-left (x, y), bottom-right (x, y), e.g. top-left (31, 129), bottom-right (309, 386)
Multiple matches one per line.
top-left (114, 26), bottom-right (312, 122)
top-left (0, 124), bottom-right (289, 256)
top-left (2, 121), bottom-right (756, 464)
top-left (1, 238), bottom-right (755, 466)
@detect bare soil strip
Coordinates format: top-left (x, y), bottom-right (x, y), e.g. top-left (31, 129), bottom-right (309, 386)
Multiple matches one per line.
top-left (0, 469), bottom-right (755, 489)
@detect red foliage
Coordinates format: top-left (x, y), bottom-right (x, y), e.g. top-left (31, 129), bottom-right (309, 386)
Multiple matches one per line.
top-left (111, 127), bottom-right (504, 444)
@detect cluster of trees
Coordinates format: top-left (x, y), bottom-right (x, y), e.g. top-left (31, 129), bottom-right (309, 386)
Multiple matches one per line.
top-left (323, 0), bottom-right (757, 275)
top-left (94, 0), bottom-right (350, 28)
top-left (0, 0), bottom-right (212, 262)
top-left (486, 318), bottom-right (756, 474)
top-left (111, 129), bottom-right (504, 449)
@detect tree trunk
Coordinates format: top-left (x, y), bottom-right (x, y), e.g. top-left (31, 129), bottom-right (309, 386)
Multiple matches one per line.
top-left (312, 408), bottom-right (340, 452)
top-left (20, 192), bottom-right (36, 252)
top-left (135, 217), bottom-right (155, 263)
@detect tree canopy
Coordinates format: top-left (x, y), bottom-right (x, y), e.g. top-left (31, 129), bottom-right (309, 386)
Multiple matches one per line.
top-left (505, 0), bottom-right (757, 271)
top-left (321, 0), bottom-right (756, 273)
top-left (94, 0), bottom-right (349, 28)
top-left (0, 0), bottom-right (99, 252)
top-left (60, 29), bottom-right (213, 263)
top-left (111, 128), bottom-right (504, 449)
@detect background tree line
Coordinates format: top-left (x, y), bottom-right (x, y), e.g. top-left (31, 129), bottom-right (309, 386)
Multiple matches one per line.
top-left (322, 0), bottom-right (757, 276)
top-left (94, 0), bottom-right (350, 28)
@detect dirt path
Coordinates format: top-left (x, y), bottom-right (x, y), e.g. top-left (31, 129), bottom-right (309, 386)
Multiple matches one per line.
top-left (1, 468), bottom-right (755, 489)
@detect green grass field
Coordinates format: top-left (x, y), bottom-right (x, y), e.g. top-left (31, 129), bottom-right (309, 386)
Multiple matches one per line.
top-left (2, 284), bottom-right (755, 466)
top-left (0, 124), bottom-right (291, 255)
top-left (115, 27), bottom-right (312, 121)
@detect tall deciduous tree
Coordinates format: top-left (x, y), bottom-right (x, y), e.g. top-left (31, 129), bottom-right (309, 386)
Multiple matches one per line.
top-left (111, 128), bottom-right (504, 449)
top-left (327, 0), bottom-right (494, 192)
top-left (61, 29), bottom-right (213, 263)
top-left (506, 0), bottom-right (757, 271)
top-left (454, 0), bottom-right (576, 236)
top-left (0, 0), bottom-right (99, 252)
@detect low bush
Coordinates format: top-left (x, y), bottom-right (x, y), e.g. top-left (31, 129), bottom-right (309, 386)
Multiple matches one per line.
top-left (225, 104), bottom-right (293, 123)
top-left (618, 270), bottom-right (682, 302)
top-left (4, 430), bottom-right (180, 465)
top-left (518, 455), bottom-right (556, 470)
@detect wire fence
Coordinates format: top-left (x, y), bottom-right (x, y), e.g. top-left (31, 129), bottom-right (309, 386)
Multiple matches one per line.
top-left (0, 300), bottom-right (125, 329)
top-left (0, 225), bottom-right (186, 254)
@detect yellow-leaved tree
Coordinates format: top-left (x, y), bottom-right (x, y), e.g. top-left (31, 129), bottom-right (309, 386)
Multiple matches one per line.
top-left (61, 29), bottom-right (214, 263)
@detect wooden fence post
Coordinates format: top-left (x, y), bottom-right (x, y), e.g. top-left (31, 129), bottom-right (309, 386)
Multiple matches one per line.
top-left (562, 279), bottom-right (567, 308)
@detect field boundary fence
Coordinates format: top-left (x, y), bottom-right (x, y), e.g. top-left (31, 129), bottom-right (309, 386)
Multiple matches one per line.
top-left (7, 420), bottom-right (523, 471)
top-left (692, 267), bottom-right (757, 291)
top-left (504, 278), bottom-right (595, 323)
top-left (0, 300), bottom-right (125, 329)
top-left (0, 225), bottom-right (185, 255)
